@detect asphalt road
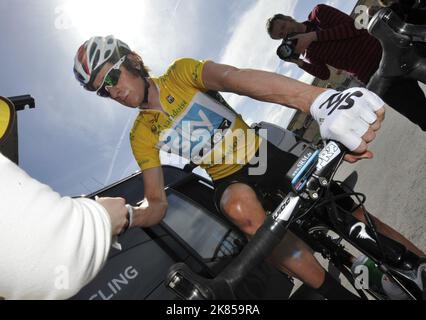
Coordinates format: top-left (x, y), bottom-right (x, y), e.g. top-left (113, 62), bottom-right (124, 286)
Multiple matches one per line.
top-left (335, 82), bottom-right (426, 253)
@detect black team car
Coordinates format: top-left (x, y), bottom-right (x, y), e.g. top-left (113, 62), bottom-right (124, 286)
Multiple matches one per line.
top-left (71, 122), bottom-right (321, 300)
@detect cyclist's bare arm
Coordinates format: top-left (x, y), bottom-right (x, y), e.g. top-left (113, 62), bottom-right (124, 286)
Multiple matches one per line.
top-left (202, 61), bottom-right (385, 162)
top-left (202, 61), bottom-right (327, 114)
top-left (132, 167), bottom-right (168, 227)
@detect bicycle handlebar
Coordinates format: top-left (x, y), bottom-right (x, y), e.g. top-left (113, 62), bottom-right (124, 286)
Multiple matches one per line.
top-left (367, 8), bottom-right (426, 94)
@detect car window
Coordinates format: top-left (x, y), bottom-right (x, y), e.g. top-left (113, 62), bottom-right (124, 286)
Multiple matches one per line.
top-left (163, 191), bottom-right (243, 260)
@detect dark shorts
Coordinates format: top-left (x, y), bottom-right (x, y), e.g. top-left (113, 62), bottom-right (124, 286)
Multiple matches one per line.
top-left (213, 141), bottom-right (297, 214)
top-left (213, 140), bottom-right (355, 215)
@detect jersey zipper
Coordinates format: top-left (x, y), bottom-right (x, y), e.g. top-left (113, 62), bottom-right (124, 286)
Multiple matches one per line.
top-left (142, 81), bottom-right (173, 121)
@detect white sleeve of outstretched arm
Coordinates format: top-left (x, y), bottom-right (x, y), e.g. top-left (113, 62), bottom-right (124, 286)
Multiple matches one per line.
top-left (0, 154), bottom-right (112, 300)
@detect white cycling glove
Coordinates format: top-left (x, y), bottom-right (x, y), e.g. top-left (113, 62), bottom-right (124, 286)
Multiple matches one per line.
top-left (310, 87), bottom-right (385, 151)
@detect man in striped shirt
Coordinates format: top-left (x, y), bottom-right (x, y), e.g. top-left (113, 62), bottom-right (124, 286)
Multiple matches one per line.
top-left (267, 4), bottom-right (426, 131)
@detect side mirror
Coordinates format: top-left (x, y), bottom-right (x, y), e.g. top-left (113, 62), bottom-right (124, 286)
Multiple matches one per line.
top-left (0, 96), bottom-right (16, 145)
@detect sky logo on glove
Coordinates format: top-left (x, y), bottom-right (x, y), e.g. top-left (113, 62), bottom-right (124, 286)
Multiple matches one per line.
top-left (310, 87), bottom-right (385, 152)
top-left (318, 90), bottom-right (364, 116)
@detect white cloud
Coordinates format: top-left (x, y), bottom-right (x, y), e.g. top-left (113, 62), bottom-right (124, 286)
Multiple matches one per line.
top-left (60, 0), bottom-right (207, 75)
top-left (220, 0), bottom-right (297, 70)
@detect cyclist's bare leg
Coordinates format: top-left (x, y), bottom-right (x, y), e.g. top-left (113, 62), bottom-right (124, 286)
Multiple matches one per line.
top-left (352, 207), bottom-right (425, 257)
top-left (220, 183), bottom-right (325, 288)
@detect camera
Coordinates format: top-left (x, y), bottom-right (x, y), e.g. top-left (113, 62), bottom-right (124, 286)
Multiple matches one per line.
top-left (276, 37), bottom-right (300, 60)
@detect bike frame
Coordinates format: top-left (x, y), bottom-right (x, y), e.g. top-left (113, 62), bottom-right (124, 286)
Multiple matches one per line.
top-left (166, 140), bottom-right (425, 300)
top-left (288, 186), bottom-right (424, 300)
top-left (165, 6), bottom-right (426, 301)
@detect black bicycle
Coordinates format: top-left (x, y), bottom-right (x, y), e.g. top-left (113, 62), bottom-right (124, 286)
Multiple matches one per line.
top-left (164, 6), bottom-right (426, 301)
top-left (165, 139), bottom-right (426, 300)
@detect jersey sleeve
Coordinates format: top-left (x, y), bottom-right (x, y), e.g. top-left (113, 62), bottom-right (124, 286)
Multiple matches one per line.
top-left (130, 116), bottom-right (161, 171)
top-left (165, 58), bottom-right (210, 91)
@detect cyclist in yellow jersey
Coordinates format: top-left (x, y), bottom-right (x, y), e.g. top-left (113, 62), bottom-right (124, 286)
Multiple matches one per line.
top-left (129, 57), bottom-right (262, 181)
top-left (73, 36), bottom-right (424, 299)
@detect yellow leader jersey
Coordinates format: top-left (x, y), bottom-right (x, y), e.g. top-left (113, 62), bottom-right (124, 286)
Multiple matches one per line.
top-left (130, 58), bottom-right (261, 181)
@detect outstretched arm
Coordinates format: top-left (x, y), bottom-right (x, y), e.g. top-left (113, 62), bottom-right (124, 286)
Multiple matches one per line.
top-left (202, 61), bottom-right (327, 114)
top-left (201, 61), bottom-right (385, 162)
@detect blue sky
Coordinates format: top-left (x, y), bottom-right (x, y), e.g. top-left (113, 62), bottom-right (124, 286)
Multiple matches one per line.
top-left (0, 0), bottom-right (357, 196)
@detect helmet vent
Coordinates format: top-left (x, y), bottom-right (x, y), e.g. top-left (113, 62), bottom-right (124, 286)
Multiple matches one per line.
top-left (104, 50), bottom-right (111, 59)
top-left (93, 51), bottom-right (100, 69)
top-left (89, 45), bottom-right (96, 58)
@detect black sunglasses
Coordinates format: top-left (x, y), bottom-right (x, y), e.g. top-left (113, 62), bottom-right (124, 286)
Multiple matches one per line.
top-left (96, 56), bottom-right (126, 98)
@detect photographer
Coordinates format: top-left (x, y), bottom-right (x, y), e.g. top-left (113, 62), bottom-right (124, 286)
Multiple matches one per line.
top-left (267, 4), bottom-right (426, 131)
top-left (267, 6), bottom-right (382, 85)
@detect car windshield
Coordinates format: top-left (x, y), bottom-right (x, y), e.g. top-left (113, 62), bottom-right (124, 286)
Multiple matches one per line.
top-left (163, 191), bottom-right (242, 260)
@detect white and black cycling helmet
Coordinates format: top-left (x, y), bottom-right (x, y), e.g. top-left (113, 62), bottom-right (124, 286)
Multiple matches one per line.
top-left (73, 35), bottom-right (131, 91)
